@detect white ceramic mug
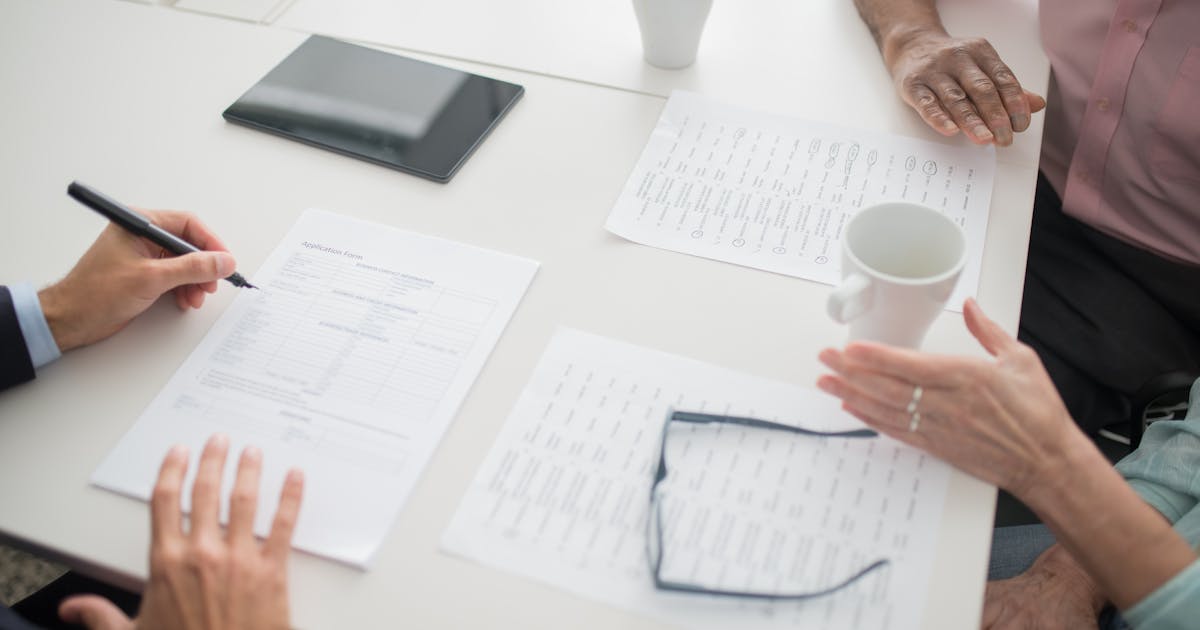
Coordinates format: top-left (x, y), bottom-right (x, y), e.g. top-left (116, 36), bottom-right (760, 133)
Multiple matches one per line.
top-left (826, 202), bottom-right (967, 348)
top-left (631, 0), bottom-right (714, 69)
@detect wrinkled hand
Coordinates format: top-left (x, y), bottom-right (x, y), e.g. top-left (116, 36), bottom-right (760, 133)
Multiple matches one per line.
top-left (982, 544), bottom-right (1105, 629)
top-left (59, 435), bottom-right (305, 630)
top-left (38, 210), bottom-right (236, 352)
top-left (816, 299), bottom-right (1085, 499)
top-left (885, 30), bottom-right (1046, 146)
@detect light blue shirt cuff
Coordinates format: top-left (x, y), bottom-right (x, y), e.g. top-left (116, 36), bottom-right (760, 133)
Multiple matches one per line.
top-left (1124, 558), bottom-right (1200, 629)
top-left (9, 282), bottom-right (62, 369)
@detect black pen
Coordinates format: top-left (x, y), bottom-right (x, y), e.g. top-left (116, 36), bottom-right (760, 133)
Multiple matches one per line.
top-left (67, 181), bottom-right (257, 289)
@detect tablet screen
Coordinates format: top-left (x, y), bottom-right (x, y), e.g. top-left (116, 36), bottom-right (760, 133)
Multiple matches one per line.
top-left (223, 36), bottom-right (524, 182)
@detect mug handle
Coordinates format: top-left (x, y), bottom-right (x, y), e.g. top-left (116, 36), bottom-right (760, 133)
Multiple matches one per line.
top-left (827, 274), bottom-right (872, 323)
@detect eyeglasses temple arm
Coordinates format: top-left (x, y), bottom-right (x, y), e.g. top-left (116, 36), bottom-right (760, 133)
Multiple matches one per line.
top-left (668, 410), bottom-right (878, 438)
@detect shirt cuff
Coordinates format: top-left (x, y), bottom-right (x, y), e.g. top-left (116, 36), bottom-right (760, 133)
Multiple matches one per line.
top-left (8, 282), bottom-right (62, 369)
top-left (1124, 559), bottom-right (1200, 629)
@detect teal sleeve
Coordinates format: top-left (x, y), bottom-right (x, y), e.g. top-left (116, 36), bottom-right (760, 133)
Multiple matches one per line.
top-left (1118, 379), bottom-right (1200, 627)
top-left (1124, 559), bottom-right (1200, 630)
top-left (1115, 379), bottom-right (1200, 527)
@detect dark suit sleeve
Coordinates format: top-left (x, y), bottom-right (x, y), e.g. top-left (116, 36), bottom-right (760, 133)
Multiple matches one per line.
top-left (0, 285), bottom-right (37, 391)
top-left (0, 603), bottom-right (39, 630)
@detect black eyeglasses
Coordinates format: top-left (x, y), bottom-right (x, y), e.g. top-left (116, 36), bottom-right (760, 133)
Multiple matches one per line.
top-left (646, 410), bottom-right (889, 600)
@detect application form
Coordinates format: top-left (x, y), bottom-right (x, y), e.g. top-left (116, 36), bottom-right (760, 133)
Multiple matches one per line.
top-left (606, 90), bottom-right (996, 311)
top-left (92, 209), bottom-right (538, 567)
top-left (442, 328), bottom-right (950, 629)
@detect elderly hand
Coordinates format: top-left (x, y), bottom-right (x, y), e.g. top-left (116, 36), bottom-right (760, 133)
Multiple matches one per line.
top-left (58, 435), bottom-right (304, 630)
top-left (38, 210), bottom-right (236, 352)
top-left (883, 29), bottom-right (1046, 146)
top-left (982, 544), bottom-right (1105, 629)
top-left (816, 299), bottom-right (1085, 499)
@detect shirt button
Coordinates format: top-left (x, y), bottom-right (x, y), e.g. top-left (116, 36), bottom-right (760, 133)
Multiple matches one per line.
top-left (1122, 19), bottom-right (1137, 32)
top-left (1097, 97), bottom-right (1110, 112)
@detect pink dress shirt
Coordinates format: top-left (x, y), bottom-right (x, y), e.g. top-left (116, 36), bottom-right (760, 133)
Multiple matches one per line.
top-left (1038, 0), bottom-right (1199, 265)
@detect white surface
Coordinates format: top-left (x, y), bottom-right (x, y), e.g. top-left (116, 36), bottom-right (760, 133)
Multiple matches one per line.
top-left (444, 328), bottom-right (949, 630)
top-left (91, 209), bottom-right (537, 567)
top-left (271, 0), bottom-right (1048, 167)
top-left (605, 91), bottom-right (994, 312)
top-left (0, 0), bottom-right (1043, 627)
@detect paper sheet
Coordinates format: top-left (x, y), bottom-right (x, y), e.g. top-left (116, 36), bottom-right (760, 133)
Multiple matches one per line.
top-left (606, 91), bottom-right (996, 311)
top-left (92, 209), bottom-right (538, 567)
top-left (442, 328), bottom-right (949, 629)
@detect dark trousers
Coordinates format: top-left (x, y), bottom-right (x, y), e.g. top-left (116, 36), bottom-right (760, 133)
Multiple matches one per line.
top-left (1017, 173), bottom-right (1200, 435)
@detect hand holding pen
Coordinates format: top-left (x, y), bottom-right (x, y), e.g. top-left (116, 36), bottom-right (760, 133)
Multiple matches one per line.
top-left (68, 182), bottom-right (257, 289)
top-left (36, 182), bottom-right (256, 352)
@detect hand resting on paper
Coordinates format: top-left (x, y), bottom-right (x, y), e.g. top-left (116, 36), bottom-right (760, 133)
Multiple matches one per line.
top-left (38, 210), bottom-right (236, 352)
top-left (852, 1), bottom-right (1045, 146)
top-left (58, 435), bottom-right (305, 630)
top-left (882, 30), bottom-right (1046, 147)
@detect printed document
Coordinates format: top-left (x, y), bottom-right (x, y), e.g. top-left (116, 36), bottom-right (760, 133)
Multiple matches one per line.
top-left (442, 328), bottom-right (949, 629)
top-left (606, 90), bottom-right (996, 310)
top-left (92, 209), bottom-right (538, 567)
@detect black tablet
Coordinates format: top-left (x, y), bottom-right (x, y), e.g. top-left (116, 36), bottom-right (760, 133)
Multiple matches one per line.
top-left (223, 36), bottom-right (524, 182)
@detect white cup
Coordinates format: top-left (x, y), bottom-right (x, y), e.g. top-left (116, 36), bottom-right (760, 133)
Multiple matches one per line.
top-left (826, 202), bottom-right (967, 348)
top-left (631, 0), bottom-right (714, 69)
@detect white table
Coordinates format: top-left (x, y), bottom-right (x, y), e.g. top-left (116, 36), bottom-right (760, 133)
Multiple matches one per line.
top-left (178, 0), bottom-right (1049, 170)
top-left (0, 0), bottom-right (1046, 627)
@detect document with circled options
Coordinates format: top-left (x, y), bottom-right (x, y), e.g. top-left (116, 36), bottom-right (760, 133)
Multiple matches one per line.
top-left (606, 90), bottom-right (995, 312)
top-left (91, 208), bottom-right (538, 567)
top-left (442, 328), bottom-right (949, 629)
